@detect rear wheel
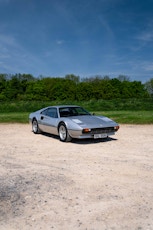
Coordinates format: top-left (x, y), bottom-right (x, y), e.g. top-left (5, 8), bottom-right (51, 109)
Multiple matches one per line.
top-left (58, 123), bottom-right (72, 142)
top-left (32, 119), bottom-right (41, 134)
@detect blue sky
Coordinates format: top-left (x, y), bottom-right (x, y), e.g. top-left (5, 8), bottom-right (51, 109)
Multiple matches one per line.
top-left (0, 0), bottom-right (153, 82)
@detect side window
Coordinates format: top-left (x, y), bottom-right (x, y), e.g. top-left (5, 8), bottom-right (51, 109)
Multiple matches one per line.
top-left (41, 109), bottom-right (48, 116)
top-left (47, 108), bottom-right (58, 118)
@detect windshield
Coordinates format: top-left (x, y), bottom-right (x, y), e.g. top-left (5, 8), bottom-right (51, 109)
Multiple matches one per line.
top-left (59, 107), bottom-right (91, 117)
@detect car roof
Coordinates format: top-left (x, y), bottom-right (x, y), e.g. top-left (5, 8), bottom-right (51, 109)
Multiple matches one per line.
top-left (48, 105), bottom-right (79, 109)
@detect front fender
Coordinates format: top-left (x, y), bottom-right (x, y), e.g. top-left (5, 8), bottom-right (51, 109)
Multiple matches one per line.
top-left (58, 118), bottom-right (82, 132)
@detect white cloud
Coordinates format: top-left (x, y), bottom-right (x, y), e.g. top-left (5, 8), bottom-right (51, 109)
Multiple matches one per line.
top-left (56, 40), bottom-right (65, 45)
top-left (130, 60), bottom-right (153, 73)
top-left (98, 15), bottom-right (114, 37)
top-left (0, 34), bottom-right (21, 69)
top-left (136, 19), bottom-right (153, 43)
top-left (0, 33), bottom-right (43, 74)
top-left (0, 34), bottom-right (19, 51)
top-left (142, 62), bottom-right (153, 71)
top-left (137, 31), bottom-right (153, 42)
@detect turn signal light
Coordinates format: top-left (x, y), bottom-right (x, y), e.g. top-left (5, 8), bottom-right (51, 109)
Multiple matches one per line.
top-left (82, 128), bottom-right (91, 133)
top-left (114, 126), bottom-right (120, 131)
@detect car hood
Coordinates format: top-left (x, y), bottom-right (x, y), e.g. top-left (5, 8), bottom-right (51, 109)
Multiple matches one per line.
top-left (70, 115), bottom-right (117, 128)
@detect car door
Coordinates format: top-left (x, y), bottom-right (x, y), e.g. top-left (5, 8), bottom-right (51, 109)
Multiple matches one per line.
top-left (39, 108), bottom-right (59, 135)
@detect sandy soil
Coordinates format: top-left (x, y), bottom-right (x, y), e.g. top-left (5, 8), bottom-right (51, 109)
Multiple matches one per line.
top-left (0, 124), bottom-right (153, 230)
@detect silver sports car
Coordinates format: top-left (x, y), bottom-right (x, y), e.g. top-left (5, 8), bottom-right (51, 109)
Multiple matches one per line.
top-left (29, 105), bottom-right (119, 142)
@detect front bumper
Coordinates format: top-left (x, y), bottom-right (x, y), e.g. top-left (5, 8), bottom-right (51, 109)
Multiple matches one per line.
top-left (68, 128), bottom-right (116, 139)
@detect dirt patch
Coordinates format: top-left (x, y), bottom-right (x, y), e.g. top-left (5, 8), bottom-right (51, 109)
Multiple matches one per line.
top-left (0, 124), bottom-right (153, 230)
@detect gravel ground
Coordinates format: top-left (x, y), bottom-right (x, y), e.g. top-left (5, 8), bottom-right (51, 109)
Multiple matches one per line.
top-left (0, 124), bottom-right (153, 230)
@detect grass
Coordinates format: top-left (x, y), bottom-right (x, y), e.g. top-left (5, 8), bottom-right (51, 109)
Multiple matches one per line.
top-left (0, 112), bottom-right (29, 123)
top-left (0, 98), bottom-right (153, 113)
top-left (95, 111), bottom-right (153, 124)
top-left (0, 99), bottom-right (153, 124)
top-left (0, 111), bottom-right (153, 124)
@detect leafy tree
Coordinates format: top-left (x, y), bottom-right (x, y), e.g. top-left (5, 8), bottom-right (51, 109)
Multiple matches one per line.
top-left (131, 81), bottom-right (149, 98)
top-left (0, 74), bottom-right (7, 92)
top-left (0, 74), bottom-right (8, 100)
top-left (110, 78), bottom-right (122, 98)
top-left (0, 73), bottom-right (151, 101)
top-left (145, 78), bottom-right (153, 97)
top-left (118, 75), bottom-right (130, 82)
top-left (5, 76), bottom-right (23, 99)
top-left (65, 74), bottom-right (80, 84)
top-left (76, 82), bottom-right (93, 101)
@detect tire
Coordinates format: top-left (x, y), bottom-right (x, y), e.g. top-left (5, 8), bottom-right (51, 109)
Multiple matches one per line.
top-left (58, 123), bottom-right (72, 142)
top-left (32, 119), bottom-right (41, 134)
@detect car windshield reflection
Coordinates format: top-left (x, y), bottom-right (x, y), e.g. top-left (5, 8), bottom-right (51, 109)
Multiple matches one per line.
top-left (59, 107), bottom-right (91, 117)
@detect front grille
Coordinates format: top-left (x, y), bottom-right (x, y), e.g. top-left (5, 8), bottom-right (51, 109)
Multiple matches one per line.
top-left (90, 127), bottom-right (115, 134)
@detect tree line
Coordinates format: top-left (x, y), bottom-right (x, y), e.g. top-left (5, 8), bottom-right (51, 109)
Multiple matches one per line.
top-left (0, 73), bottom-right (153, 101)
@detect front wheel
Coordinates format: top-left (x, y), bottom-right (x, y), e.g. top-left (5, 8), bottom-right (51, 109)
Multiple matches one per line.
top-left (58, 124), bottom-right (72, 142)
top-left (32, 119), bottom-right (41, 134)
